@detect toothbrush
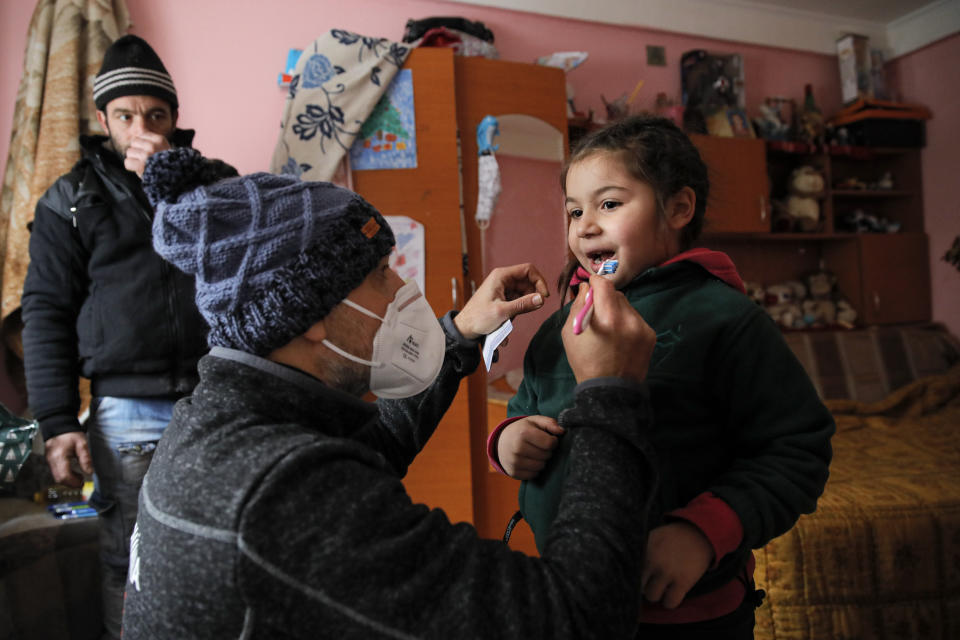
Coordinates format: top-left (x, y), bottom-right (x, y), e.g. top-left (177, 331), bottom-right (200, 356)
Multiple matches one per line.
top-left (572, 259), bottom-right (618, 335)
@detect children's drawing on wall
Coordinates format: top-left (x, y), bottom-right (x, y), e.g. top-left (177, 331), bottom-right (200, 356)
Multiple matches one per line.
top-left (350, 69), bottom-right (417, 170)
top-left (384, 215), bottom-right (425, 293)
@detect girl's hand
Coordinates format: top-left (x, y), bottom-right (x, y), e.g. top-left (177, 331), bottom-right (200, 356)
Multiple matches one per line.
top-left (641, 522), bottom-right (714, 609)
top-left (497, 416), bottom-right (564, 479)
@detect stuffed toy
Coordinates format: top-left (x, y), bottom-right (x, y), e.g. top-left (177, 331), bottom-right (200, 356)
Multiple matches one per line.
top-left (835, 299), bottom-right (857, 329)
top-left (744, 280), bottom-right (765, 306)
top-left (753, 97), bottom-right (791, 141)
top-left (801, 297), bottom-right (836, 328)
top-left (764, 280), bottom-right (806, 329)
top-left (775, 165), bottom-right (824, 233)
top-left (802, 269), bottom-right (857, 329)
top-left (796, 83), bottom-right (825, 145)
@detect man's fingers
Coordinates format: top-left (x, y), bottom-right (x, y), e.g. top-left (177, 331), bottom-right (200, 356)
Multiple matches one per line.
top-left (584, 275), bottom-right (618, 326)
top-left (47, 454), bottom-right (70, 483)
top-left (502, 263), bottom-right (549, 299)
top-left (75, 439), bottom-right (94, 475)
top-left (131, 132), bottom-right (170, 153)
top-left (126, 134), bottom-right (172, 176)
top-left (48, 454), bottom-right (81, 487)
top-left (506, 291), bottom-right (545, 318)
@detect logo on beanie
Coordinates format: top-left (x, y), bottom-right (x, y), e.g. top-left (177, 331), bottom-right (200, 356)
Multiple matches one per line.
top-left (361, 217), bottom-right (381, 239)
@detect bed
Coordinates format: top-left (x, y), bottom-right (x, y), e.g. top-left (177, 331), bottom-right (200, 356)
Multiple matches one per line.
top-left (755, 323), bottom-right (960, 640)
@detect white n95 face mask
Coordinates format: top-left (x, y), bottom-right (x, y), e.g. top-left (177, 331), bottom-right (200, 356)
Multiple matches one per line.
top-left (322, 281), bottom-right (445, 399)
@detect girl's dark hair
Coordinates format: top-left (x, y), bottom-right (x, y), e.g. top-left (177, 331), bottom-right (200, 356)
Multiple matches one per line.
top-left (557, 115), bottom-right (709, 300)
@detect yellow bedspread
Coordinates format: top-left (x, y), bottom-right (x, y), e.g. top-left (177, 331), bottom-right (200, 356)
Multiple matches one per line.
top-left (755, 364), bottom-right (960, 639)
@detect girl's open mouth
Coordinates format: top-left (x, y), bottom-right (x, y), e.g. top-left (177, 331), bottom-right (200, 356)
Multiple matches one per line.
top-left (588, 251), bottom-right (616, 272)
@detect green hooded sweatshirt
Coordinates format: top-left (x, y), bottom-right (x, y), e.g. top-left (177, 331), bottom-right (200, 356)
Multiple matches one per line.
top-left (508, 255), bottom-right (834, 592)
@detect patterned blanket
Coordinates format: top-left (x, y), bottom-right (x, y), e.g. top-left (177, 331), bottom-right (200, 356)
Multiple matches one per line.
top-left (755, 363), bottom-right (960, 639)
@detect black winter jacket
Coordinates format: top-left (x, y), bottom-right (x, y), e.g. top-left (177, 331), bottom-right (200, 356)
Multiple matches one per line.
top-left (21, 132), bottom-right (212, 441)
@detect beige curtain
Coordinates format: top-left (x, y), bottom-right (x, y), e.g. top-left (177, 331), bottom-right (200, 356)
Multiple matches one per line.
top-left (0, 0), bottom-right (130, 365)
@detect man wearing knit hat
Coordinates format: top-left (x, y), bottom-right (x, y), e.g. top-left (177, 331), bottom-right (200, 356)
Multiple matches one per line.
top-left (21, 36), bottom-right (231, 639)
top-left (121, 148), bottom-right (660, 639)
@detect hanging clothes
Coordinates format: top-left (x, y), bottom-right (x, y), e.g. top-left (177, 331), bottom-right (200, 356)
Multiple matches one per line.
top-left (270, 29), bottom-right (413, 182)
top-left (474, 115), bottom-right (502, 275)
top-left (0, 0), bottom-right (130, 355)
top-left (474, 115), bottom-right (502, 229)
top-left (475, 153), bottom-right (501, 229)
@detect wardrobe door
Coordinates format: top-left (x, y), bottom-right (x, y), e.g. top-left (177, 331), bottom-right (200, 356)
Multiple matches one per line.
top-left (690, 134), bottom-right (770, 233)
top-left (455, 56), bottom-right (569, 554)
top-left (352, 47), bottom-right (474, 524)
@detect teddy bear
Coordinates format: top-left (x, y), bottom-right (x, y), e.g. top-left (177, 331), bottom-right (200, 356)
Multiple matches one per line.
top-left (774, 165), bottom-right (824, 233)
top-left (800, 270), bottom-right (837, 327)
top-left (764, 280), bottom-right (806, 329)
top-left (801, 269), bottom-right (857, 329)
top-left (801, 297), bottom-right (835, 328)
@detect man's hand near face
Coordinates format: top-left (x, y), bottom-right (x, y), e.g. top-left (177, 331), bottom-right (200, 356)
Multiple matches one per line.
top-left (125, 132), bottom-right (172, 177)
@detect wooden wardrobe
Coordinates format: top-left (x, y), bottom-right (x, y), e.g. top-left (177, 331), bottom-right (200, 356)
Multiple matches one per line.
top-left (352, 47), bottom-right (568, 554)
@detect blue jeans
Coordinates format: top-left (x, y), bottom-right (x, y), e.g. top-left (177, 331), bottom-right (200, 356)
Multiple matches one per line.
top-left (86, 396), bottom-right (175, 639)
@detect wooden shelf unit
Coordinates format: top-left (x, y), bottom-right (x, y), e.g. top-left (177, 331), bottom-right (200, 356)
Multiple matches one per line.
top-left (692, 137), bottom-right (930, 325)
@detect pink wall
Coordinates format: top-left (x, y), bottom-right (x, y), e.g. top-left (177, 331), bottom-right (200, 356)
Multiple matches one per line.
top-left (2, 0), bottom-right (844, 176)
top-left (888, 35), bottom-right (960, 338)
top-left (1, 0), bottom-right (956, 345)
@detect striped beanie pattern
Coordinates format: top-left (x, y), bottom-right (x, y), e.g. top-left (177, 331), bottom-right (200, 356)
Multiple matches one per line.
top-left (93, 35), bottom-right (178, 111)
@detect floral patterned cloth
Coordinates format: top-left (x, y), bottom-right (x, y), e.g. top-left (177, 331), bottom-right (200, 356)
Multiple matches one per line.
top-left (269, 29), bottom-right (411, 182)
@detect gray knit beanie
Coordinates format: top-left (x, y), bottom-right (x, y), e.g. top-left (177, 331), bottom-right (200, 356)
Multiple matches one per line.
top-left (94, 35), bottom-right (178, 111)
top-left (143, 148), bottom-right (395, 355)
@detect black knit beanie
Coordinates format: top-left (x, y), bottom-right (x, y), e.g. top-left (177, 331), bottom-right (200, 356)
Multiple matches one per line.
top-left (93, 35), bottom-right (178, 111)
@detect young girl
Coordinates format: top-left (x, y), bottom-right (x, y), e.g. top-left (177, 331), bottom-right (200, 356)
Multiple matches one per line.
top-left (487, 116), bottom-right (834, 639)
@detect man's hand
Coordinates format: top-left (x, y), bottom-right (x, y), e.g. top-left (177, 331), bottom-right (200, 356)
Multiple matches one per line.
top-left (125, 132), bottom-right (172, 177)
top-left (641, 522), bottom-right (714, 609)
top-left (454, 263), bottom-right (549, 340)
top-left (562, 276), bottom-right (656, 383)
top-left (44, 432), bottom-right (93, 488)
top-left (497, 416), bottom-right (564, 479)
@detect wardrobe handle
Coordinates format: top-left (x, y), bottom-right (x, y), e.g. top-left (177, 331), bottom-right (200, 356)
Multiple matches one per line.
top-left (873, 292), bottom-right (881, 310)
top-left (451, 277), bottom-right (458, 309)
top-left (759, 195), bottom-right (767, 221)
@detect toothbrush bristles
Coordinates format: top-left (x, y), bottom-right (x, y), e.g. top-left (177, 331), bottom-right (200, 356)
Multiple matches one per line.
top-left (598, 259), bottom-right (618, 275)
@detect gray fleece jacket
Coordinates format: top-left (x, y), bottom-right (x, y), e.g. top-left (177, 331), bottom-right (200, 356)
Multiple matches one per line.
top-left (121, 316), bottom-right (656, 639)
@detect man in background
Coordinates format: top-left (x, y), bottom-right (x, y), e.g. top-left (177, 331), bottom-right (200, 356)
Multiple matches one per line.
top-left (20, 35), bottom-right (230, 639)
